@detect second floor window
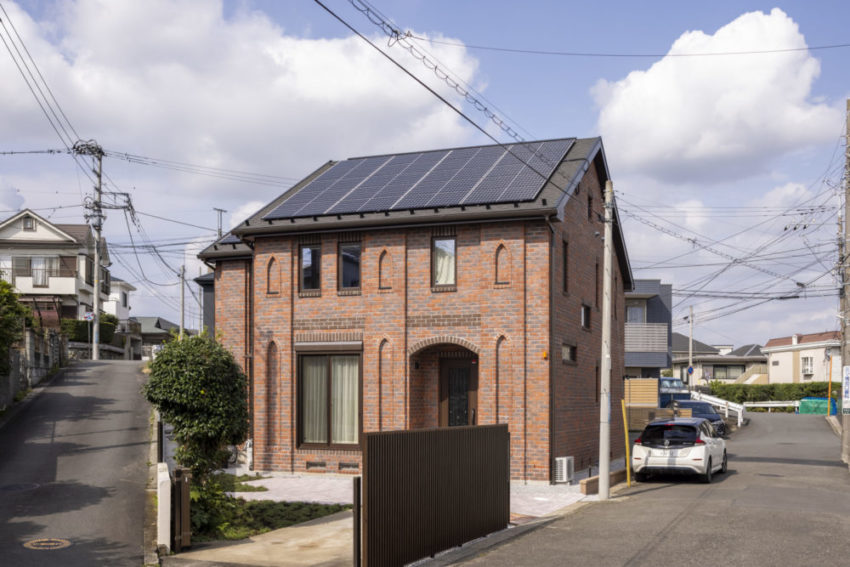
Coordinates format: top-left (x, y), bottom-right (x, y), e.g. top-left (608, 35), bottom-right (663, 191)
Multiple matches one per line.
top-left (626, 300), bottom-right (646, 323)
top-left (339, 242), bottom-right (361, 290)
top-left (300, 244), bottom-right (321, 291)
top-left (801, 356), bottom-right (813, 375)
top-left (432, 237), bottom-right (456, 287)
top-left (22, 216), bottom-right (35, 231)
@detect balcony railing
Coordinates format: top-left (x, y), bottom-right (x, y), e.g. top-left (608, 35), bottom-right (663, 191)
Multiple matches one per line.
top-left (625, 322), bottom-right (669, 352)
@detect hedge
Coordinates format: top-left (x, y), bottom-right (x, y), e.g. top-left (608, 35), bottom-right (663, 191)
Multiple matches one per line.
top-left (709, 381), bottom-right (842, 404)
top-left (60, 318), bottom-right (115, 344)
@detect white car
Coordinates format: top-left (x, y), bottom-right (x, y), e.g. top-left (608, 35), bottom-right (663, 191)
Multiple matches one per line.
top-left (631, 417), bottom-right (727, 483)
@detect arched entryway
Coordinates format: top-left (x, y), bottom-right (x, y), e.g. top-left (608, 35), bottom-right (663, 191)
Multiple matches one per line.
top-left (408, 338), bottom-right (479, 429)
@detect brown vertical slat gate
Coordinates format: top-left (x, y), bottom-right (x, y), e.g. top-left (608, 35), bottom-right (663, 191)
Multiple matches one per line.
top-left (361, 424), bottom-right (509, 567)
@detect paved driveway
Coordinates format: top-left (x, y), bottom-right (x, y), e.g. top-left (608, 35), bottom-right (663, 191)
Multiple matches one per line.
top-left (458, 413), bottom-right (850, 566)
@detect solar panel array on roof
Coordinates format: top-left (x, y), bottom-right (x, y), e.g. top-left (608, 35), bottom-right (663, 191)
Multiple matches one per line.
top-left (219, 233), bottom-right (241, 245)
top-left (263, 138), bottom-right (574, 221)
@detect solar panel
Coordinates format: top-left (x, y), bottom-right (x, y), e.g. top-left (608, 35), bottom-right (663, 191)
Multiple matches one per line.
top-left (262, 139), bottom-right (575, 220)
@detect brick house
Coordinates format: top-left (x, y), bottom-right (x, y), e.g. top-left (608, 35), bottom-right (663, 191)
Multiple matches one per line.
top-left (200, 137), bottom-right (633, 482)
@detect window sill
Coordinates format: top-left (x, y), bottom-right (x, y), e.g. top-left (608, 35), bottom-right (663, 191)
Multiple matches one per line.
top-left (338, 289), bottom-right (361, 296)
top-left (494, 282), bottom-right (511, 289)
top-left (298, 443), bottom-right (362, 451)
top-left (562, 360), bottom-right (577, 366)
top-left (266, 291), bottom-right (280, 296)
top-left (431, 285), bottom-right (457, 293)
top-left (299, 290), bottom-right (321, 298)
top-left (378, 287), bottom-right (393, 293)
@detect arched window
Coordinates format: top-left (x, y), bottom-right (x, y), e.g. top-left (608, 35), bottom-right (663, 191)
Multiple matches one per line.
top-left (378, 250), bottom-right (393, 290)
top-left (266, 342), bottom-right (279, 449)
top-left (267, 257), bottom-right (280, 294)
top-left (495, 244), bottom-right (510, 284)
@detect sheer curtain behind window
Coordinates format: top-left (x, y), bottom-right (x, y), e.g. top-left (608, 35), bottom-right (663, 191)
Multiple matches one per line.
top-left (434, 238), bottom-right (455, 285)
top-left (331, 355), bottom-right (358, 444)
top-left (302, 356), bottom-right (328, 443)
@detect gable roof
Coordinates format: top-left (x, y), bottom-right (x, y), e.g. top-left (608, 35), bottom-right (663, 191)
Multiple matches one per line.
top-left (0, 209), bottom-right (88, 244)
top-left (200, 137), bottom-right (633, 288)
top-left (135, 316), bottom-right (181, 336)
top-left (764, 331), bottom-right (840, 349)
top-left (671, 332), bottom-right (719, 355)
top-left (729, 344), bottom-right (763, 357)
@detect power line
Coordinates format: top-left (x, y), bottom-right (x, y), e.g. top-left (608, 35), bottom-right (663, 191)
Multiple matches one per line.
top-left (408, 34), bottom-right (850, 59)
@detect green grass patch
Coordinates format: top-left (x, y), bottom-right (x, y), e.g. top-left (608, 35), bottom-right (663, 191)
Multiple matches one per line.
top-left (13, 388), bottom-right (31, 403)
top-left (190, 487), bottom-right (349, 541)
top-left (214, 472), bottom-right (270, 492)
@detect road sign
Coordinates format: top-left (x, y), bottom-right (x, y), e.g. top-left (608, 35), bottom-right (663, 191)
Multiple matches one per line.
top-left (84, 312), bottom-right (94, 321)
top-left (843, 366), bottom-right (850, 415)
top-left (687, 366), bottom-right (694, 375)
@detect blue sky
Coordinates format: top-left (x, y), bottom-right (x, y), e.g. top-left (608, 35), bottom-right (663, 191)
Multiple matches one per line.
top-left (1, 0), bottom-right (848, 348)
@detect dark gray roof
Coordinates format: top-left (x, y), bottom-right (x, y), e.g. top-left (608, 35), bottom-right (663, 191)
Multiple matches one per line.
top-left (194, 272), bottom-right (214, 285)
top-left (135, 316), bottom-right (181, 335)
top-left (55, 224), bottom-right (92, 244)
top-left (671, 332), bottom-right (719, 355)
top-left (729, 344), bottom-right (763, 357)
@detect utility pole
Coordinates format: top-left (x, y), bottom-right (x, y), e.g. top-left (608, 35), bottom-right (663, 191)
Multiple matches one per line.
top-left (213, 208), bottom-right (227, 238)
top-left (75, 140), bottom-right (105, 361)
top-left (689, 305), bottom-right (694, 388)
top-left (598, 180), bottom-right (614, 500)
top-left (842, 98), bottom-right (850, 464)
top-left (179, 264), bottom-right (185, 340)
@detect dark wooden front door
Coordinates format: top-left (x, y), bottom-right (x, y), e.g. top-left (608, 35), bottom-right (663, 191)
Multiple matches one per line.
top-left (439, 359), bottom-right (478, 427)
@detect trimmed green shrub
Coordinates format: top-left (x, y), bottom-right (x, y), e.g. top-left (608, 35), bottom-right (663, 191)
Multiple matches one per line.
top-left (143, 334), bottom-right (249, 483)
top-left (0, 281), bottom-right (30, 374)
top-left (710, 381), bottom-right (841, 404)
top-left (60, 318), bottom-right (115, 344)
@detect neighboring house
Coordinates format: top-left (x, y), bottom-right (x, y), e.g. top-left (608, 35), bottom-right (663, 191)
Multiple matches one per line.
top-left (135, 316), bottom-right (188, 360)
top-left (762, 331), bottom-right (841, 384)
top-left (104, 277), bottom-right (142, 359)
top-left (0, 209), bottom-right (110, 327)
top-left (671, 332), bottom-right (767, 385)
top-left (194, 271), bottom-right (215, 335)
top-left (624, 279), bottom-right (671, 379)
top-left (200, 137), bottom-right (634, 482)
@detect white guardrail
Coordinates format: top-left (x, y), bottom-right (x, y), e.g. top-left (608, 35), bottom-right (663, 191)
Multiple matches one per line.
top-left (742, 400), bottom-right (800, 409)
top-left (690, 391), bottom-right (746, 427)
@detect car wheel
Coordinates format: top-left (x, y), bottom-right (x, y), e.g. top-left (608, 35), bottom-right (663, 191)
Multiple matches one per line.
top-left (634, 471), bottom-right (646, 482)
top-left (702, 458), bottom-right (712, 483)
top-left (721, 451), bottom-right (728, 474)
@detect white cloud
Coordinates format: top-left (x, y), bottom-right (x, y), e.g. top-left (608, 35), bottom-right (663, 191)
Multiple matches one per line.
top-left (593, 8), bottom-right (841, 184)
top-left (0, 180), bottom-right (25, 212)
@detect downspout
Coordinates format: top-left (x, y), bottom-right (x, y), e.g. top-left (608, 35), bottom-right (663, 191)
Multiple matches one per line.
top-left (290, 242), bottom-right (296, 473)
top-left (522, 223), bottom-right (528, 482)
top-left (246, 259), bottom-right (254, 470)
top-left (404, 230), bottom-right (409, 430)
top-left (546, 217), bottom-right (558, 483)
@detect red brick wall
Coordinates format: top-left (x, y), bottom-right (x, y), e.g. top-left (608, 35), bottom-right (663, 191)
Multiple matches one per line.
top-left (215, 196), bottom-right (627, 480)
top-left (550, 161), bottom-right (626, 476)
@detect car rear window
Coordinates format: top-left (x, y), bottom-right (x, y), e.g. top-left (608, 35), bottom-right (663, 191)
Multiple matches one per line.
top-left (640, 424), bottom-right (698, 447)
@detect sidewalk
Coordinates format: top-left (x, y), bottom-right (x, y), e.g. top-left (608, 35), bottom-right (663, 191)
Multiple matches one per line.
top-left (160, 460), bottom-right (624, 566)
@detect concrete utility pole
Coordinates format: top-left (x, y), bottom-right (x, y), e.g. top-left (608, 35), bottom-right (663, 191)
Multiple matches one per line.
top-left (213, 207), bottom-right (227, 238)
top-left (179, 264), bottom-right (185, 340)
top-left (842, 98), bottom-right (850, 464)
top-left (689, 306), bottom-right (694, 388)
top-left (598, 180), bottom-right (614, 500)
top-left (75, 140), bottom-right (105, 361)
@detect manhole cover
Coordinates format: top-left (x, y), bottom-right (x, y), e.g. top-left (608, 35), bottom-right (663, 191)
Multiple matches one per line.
top-left (23, 538), bottom-right (72, 551)
top-left (0, 483), bottom-right (40, 492)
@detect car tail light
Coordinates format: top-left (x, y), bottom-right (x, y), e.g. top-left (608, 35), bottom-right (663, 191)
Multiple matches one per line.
top-left (634, 437), bottom-right (642, 445)
top-left (695, 438), bottom-right (705, 445)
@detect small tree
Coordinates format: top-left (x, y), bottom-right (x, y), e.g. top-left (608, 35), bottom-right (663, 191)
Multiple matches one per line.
top-left (143, 334), bottom-right (248, 483)
top-left (0, 281), bottom-right (30, 375)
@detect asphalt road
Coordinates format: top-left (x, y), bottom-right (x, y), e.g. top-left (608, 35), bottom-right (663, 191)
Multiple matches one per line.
top-left (462, 413), bottom-right (850, 566)
top-left (0, 361), bottom-right (151, 567)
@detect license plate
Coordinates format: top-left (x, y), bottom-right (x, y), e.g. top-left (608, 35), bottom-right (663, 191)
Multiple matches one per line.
top-left (656, 449), bottom-right (677, 457)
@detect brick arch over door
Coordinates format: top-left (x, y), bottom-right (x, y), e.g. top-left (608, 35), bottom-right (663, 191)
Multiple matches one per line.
top-left (407, 336), bottom-right (480, 356)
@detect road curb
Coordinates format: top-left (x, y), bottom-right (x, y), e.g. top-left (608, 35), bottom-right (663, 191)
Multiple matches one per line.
top-left (145, 406), bottom-right (161, 566)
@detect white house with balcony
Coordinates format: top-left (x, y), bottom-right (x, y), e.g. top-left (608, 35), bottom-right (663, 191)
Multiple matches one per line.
top-left (0, 209), bottom-right (110, 327)
top-left (762, 331), bottom-right (841, 384)
top-left (625, 279), bottom-right (672, 379)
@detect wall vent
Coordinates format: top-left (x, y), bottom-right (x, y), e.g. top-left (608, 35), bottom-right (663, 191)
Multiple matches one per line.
top-left (553, 456), bottom-right (575, 484)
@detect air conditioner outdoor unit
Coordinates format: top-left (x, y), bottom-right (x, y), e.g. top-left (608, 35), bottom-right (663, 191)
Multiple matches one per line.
top-left (553, 456), bottom-right (575, 484)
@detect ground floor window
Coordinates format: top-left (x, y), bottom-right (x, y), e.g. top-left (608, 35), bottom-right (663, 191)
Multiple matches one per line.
top-left (299, 353), bottom-right (360, 446)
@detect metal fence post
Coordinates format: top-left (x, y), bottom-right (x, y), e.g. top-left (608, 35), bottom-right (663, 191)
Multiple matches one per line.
top-left (353, 476), bottom-right (361, 567)
top-left (172, 468), bottom-right (192, 552)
